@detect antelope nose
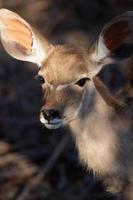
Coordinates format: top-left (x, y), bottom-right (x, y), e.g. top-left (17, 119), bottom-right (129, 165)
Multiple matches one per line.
top-left (42, 109), bottom-right (60, 121)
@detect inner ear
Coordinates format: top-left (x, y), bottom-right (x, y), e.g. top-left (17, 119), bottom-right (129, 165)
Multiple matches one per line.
top-left (112, 43), bottom-right (133, 60)
top-left (102, 18), bottom-right (133, 60)
top-left (103, 20), bottom-right (130, 51)
top-left (101, 12), bottom-right (133, 60)
top-left (89, 12), bottom-right (133, 78)
top-left (91, 11), bottom-right (133, 63)
top-left (0, 8), bottom-right (51, 66)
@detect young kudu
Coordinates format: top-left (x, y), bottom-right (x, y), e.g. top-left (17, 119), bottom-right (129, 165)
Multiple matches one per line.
top-left (0, 9), bottom-right (133, 200)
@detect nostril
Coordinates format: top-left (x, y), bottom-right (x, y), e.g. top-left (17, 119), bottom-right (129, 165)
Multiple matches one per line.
top-left (42, 109), bottom-right (60, 121)
top-left (42, 110), bottom-right (50, 120)
top-left (52, 110), bottom-right (60, 118)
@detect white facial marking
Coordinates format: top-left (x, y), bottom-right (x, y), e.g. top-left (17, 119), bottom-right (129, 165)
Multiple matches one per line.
top-left (40, 112), bottom-right (46, 124)
top-left (48, 74), bottom-right (90, 91)
top-left (74, 84), bottom-right (93, 118)
top-left (56, 84), bottom-right (68, 91)
top-left (74, 89), bottom-right (86, 118)
top-left (48, 83), bottom-right (54, 90)
top-left (45, 123), bottom-right (62, 129)
top-left (40, 112), bottom-right (63, 129)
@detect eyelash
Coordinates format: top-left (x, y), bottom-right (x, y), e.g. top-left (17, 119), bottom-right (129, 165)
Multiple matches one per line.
top-left (76, 78), bottom-right (90, 87)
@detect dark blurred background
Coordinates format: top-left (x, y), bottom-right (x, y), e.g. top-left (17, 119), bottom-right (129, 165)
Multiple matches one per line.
top-left (0, 1), bottom-right (132, 200)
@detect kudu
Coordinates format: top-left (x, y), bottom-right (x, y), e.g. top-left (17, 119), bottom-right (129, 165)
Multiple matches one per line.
top-left (0, 8), bottom-right (133, 200)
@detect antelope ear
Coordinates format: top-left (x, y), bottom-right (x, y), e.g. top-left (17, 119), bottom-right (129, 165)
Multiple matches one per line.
top-left (0, 9), bottom-right (52, 66)
top-left (91, 11), bottom-right (133, 73)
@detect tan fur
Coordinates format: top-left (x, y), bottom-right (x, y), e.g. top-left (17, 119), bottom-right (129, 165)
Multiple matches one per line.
top-left (38, 45), bottom-right (133, 199)
top-left (0, 9), bottom-right (133, 200)
top-left (39, 45), bottom-right (90, 85)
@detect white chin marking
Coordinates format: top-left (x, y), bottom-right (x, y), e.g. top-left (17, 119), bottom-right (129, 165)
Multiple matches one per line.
top-left (44, 123), bottom-right (62, 130)
top-left (40, 114), bottom-right (63, 130)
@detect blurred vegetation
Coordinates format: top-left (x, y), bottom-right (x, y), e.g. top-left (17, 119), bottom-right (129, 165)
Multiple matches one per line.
top-left (0, 0), bottom-right (132, 200)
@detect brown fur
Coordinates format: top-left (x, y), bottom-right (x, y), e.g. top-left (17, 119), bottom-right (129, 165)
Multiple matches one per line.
top-left (0, 9), bottom-right (133, 200)
top-left (38, 45), bottom-right (133, 199)
top-left (40, 45), bottom-right (89, 85)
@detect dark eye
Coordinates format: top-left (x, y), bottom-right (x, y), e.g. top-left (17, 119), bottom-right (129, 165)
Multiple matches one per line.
top-left (34, 75), bottom-right (45, 84)
top-left (76, 78), bottom-right (90, 87)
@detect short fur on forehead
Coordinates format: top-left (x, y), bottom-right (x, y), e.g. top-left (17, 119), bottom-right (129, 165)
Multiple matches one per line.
top-left (39, 45), bottom-right (90, 85)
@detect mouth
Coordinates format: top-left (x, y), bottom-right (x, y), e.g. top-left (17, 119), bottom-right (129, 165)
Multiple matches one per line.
top-left (40, 113), bottom-right (63, 129)
top-left (40, 112), bottom-right (77, 130)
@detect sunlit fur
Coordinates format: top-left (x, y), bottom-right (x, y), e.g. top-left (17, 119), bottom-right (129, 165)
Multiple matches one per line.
top-left (0, 9), bottom-right (133, 200)
top-left (38, 45), bottom-right (133, 199)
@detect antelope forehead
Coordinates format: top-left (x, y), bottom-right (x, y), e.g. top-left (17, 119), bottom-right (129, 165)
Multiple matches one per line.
top-left (49, 83), bottom-right (69, 91)
top-left (47, 81), bottom-right (73, 90)
top-left (47, 73), bottom-right (88, 91)
top-left (43, 67), bottom-right (88, 85)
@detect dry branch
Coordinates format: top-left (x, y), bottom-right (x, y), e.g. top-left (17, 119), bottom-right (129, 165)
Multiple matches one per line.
top-left (16, 134), bottom-right (69, 200)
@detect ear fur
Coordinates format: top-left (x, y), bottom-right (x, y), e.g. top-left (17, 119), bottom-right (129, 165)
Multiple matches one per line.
top-left (90, 11), bottom-right (133, 75)
top-left (0, 8), bottom-right (52, 66)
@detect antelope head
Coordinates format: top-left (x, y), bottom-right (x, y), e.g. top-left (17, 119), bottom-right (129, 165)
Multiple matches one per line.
top-left (0, 9), bottom-right (132, 129)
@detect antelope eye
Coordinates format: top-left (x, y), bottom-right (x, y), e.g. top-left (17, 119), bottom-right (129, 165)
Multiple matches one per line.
top-left (76, 78), bottom-right (90, 87)
top-left (34, 75), bottom-right (45, 84)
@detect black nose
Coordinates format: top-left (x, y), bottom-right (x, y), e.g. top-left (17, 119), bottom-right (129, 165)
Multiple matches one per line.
top-left (42, 109), bottom-right (60, 121)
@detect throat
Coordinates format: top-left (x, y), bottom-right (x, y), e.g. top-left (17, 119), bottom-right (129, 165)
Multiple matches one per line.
top-left (69, 85), bottom-right (112, 134)
top-left (69, 89), bottom-right (118, 175)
